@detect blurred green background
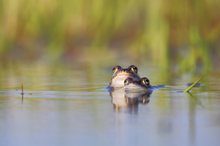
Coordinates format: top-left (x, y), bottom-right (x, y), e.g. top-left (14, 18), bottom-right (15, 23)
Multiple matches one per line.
top-left (0, 0), bottom-right (220, 72)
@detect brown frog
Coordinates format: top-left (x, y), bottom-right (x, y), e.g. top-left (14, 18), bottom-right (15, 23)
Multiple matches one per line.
top-left (109, 65), bottom-right (141, 88)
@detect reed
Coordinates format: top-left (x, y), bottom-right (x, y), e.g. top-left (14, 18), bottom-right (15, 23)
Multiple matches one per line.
top-left (0, 0), bottom-right (219, 72)
top-left (184, 77), bottom-right (203, 93)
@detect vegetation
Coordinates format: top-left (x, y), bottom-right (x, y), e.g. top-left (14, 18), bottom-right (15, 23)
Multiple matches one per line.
top-left (0, 0), bottom-right (220, 72)
top-left (184, 77), bottom-right (203, 93)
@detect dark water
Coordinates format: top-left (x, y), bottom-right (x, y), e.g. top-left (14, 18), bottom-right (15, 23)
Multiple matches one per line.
top-left (0, 64), bottom-right (220, 146)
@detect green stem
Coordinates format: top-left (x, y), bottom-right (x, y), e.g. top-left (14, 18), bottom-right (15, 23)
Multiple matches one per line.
top-left (184, 77), bottom-right (203, 93)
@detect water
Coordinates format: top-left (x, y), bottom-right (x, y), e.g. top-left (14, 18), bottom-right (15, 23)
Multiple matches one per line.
top-left (0, 64), bottom-right (220, 146)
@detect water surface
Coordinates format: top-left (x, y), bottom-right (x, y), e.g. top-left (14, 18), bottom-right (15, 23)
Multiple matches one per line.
top-left (0, 64), bottom-right (220, 146)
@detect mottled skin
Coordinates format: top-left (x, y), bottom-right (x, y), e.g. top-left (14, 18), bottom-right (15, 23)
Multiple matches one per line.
top-left (109, 65), bottom-right (141, 88)
top-left (124, 77), bottom-right (151, 91)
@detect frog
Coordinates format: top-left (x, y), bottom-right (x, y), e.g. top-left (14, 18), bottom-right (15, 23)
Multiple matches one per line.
top-left (109, 65), bottom-right (141, 88)
top-left (124, 77), bottom-right (151, 92)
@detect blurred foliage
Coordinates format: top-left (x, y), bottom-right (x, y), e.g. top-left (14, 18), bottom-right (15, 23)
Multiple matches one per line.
top-left (0, 0), bottom-right (220, 72)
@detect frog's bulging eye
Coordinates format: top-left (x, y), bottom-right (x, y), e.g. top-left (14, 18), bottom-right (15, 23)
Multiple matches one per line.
top-left (128, 65), bottom-right (138, 74)
top-left (124, 78), bottom-right (132, 85)
top-left (141, 77), bottom-right (150, 85)
top-left (112, 65), bottom-right (122, 73)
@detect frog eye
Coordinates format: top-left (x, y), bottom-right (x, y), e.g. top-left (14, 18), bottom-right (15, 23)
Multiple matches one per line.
top-left (128, 65), bottom-right (138, 73)
top-left (112, 65), bottom-right (122, 73)
top-left (141, 77), bottom-right (150, 85)
top-left (124, 78), bottom-right (132, 85)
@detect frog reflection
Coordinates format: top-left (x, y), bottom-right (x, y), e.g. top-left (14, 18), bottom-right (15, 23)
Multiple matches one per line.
top-left (109, 88), bottom-right (152, 113)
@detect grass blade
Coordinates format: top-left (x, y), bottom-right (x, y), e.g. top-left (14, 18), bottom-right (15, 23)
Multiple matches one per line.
top-left (184, 77), bottom-right (203, 93)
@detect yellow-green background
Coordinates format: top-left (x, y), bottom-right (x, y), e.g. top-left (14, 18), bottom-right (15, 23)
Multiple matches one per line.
top-left (0, 0), bottom-right (220, 72)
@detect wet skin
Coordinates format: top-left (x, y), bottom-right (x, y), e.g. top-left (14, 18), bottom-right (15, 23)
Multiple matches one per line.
top-left (109, 65), bottom-right (141, 88)
top-left (124, 77), bottom-right (151, 91)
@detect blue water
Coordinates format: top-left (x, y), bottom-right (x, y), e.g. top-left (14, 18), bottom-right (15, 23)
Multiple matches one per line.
top-left (0, 65), bottom-right (220, 146)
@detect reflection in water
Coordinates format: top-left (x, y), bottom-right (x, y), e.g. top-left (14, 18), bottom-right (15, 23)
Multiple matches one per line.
top-left (109, 88), bottom-right (152, 113)
top-left (1, 65), bottom-right (220, 146)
